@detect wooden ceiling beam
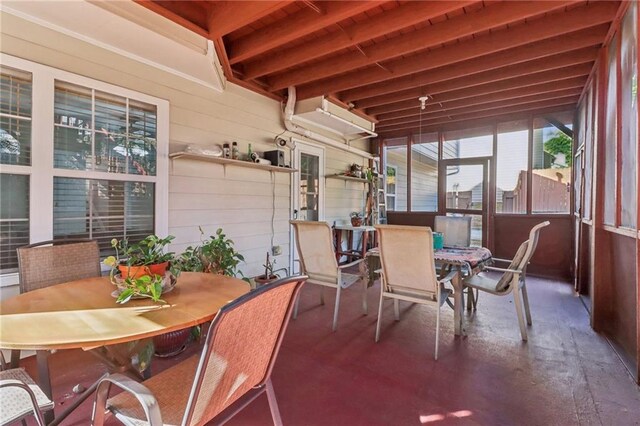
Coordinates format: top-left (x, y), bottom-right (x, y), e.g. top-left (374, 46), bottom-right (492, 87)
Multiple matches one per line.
top-left (344, 31), bottom-right (602, 106)
top-left (269, 0), bottom-right (577, 91)
top-left (376, 81), bottom-right (586, 122)
top-left (207, 1), bottom-right (293, 39)
top-left (377, 90), bottom-right (582, 129)
top-left (227, 1), bottom-right (383, 65)
top-left (241, 1), bottom-right (474, 79)
top-left (293, 2), bottom-right (618, 99)
top-left (378, 104), bottom-right (576, 138)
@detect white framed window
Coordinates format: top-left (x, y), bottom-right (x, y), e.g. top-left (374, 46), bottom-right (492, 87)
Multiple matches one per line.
top-left (0, 54), bottom-right (168, 283)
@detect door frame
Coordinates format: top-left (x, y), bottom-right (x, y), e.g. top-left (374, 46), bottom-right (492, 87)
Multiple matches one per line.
top-left (439, 157), bottom-right (491, 247)
top-left (289, 139), bottom-right (326, 273)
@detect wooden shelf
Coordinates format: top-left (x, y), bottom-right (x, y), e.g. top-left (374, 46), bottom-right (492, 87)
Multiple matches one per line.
top-left (169, 151), bottom-right (297, 173)
top-left (326, 174), bottom-right (369, 183)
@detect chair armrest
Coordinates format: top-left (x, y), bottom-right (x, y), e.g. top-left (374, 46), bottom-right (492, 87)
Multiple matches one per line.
top-left (484, 266), bottom-right (522, 274)
top-left (338, 258), bottom-right (364, 270)
top-left (92, 373), bottom-right (163, 426)
top-left (492, 258), bottom-right (513, 263)
top-left (0, 379), bottom-right (48, 426)
top-left (438, 270), bottom-right (458, 284)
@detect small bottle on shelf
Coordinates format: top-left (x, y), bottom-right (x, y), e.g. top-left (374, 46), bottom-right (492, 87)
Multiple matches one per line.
top-left (222, 143), bottom-right (230, 158)
top-left (247, 143), bottom-right (253, 161)
top-left (231, 141), bottom-right (239, 160)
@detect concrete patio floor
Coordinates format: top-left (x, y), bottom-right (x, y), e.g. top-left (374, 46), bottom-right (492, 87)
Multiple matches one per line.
top-left (20, 274), bottom-right (640, 425)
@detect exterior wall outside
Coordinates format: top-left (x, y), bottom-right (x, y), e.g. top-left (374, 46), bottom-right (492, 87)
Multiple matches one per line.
top-left (0, 11), bottom-right (372, 295)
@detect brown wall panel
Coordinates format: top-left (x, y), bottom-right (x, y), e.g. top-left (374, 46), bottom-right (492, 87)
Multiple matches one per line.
top-left (493, 215), bottom-right (573, 280)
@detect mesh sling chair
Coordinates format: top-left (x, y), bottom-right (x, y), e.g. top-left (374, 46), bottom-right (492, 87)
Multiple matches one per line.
top-left (0, 352), bottom-right (54, 426)
top-left (462, 221), bottom-right (550, 341)
top-left (91, 275), bottom-right (307, 426)
top-left (290, 220), bottom-right (367, 331)
top-left (12, 239), bottom-right (101, 367)
top-left (374, 225), bottom-right (456, 360)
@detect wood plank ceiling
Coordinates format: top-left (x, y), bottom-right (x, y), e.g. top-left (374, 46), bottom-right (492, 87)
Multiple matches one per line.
top-left (137, 0), bottom-right (622, 138)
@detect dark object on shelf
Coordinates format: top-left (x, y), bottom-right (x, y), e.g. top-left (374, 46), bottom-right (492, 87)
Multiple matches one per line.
top-left (264, 149), bottom-right (285, 167)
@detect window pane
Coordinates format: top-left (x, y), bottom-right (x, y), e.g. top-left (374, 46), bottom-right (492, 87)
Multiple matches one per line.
top-left (446, 164), bottom-right (484, 211)
top-left (497, 120), bottom-right (529, 214)
top-left (411, 132), bottom-right (438, 212)
top-left (583, 86), bottom-right (594, 220)
top-left (620, 4), bottom-right (637, 229)
top-left (384, 139), bottom-right (407, 212)
top-left (0, 173), bottom-right (29, 272)
top-left (532, 115), bottom-right (572, 214)
top-left (0, 66), bottom-right (32, 166)
top-left (443, 126), bottom-right (493, 159)
top-left (604, 36), bottom-right (618, 225)
top-left (54, 81), bottom-right (157, 176)
top-left (53, 177), bottom-right (155, 257)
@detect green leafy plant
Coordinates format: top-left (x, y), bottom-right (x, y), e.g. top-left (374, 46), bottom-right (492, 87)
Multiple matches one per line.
top-left (173, 227), bottom-right (249, 282)
top-left (116, 274), bottom-right (165, 304)
top-left (104, 234), bottom-right (176, 280)
top-left (543, 132), bottom-right (573, 167)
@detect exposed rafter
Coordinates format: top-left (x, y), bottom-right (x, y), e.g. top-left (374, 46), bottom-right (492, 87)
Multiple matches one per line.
top-left (294, 2), bottom-right (618, 99)
top-left (267, 0), bottom-right (575, 91)
top-left (241, 1), bottom-right (474, 79)
top-left (227, 1), bottom-right (382, 65)
top-left (207, 1), bottom-right (293, 38)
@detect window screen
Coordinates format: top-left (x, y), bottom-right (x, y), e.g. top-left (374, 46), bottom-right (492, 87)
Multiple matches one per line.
top-left (0, 173), bottom-right (29, 272)
top-left (0, 66), bottom-right (32, 166)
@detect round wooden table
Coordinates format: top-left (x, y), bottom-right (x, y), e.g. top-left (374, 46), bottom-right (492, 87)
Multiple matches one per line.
top-left (0, 272), bottom-right (250, 424)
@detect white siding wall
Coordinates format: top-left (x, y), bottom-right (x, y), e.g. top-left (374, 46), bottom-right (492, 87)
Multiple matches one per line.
top-left (0, 12), bottom-right (372, 287)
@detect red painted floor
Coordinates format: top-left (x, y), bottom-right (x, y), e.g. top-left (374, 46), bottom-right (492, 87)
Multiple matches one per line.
top-left (20, 274), bottom-right (640, 425)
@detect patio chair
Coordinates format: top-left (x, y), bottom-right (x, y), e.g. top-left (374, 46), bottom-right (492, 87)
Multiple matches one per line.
top-left (374, 225), bottom-right (456, 360)
top-left (462, 221), bottom-right (550, 341)
top-left (434, 216), bottom-right (472, 247)
top-left (12, 239), bottom-right (102, 367)
top-left (91, 275), bottom-right (307, 426)
top-left (0, 352), bottom-right (54, 426)
top-left (290, 220), bottom-right (367, 331)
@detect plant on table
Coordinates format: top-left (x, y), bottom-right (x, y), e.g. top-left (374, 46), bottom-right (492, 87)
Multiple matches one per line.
top-left (114, 274), bottom-right (165, 304)
top-left (105, 235), bottom-right (176, 279)
top-left (173, 227), bottom-right (249, 282)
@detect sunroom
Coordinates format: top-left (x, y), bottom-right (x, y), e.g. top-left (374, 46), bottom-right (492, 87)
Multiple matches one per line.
top-left (0, 1), bottom-right (639, 425)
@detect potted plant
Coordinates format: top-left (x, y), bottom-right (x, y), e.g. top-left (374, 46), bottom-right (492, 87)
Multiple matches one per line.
top-left (254, 252), bottom-right (278, 287)
top-left (108, 235), bottom-right (175, 279)
top-left (350, 211), bottom-right (364, 227)
top-left (174, 227), bottom-right (249, 282)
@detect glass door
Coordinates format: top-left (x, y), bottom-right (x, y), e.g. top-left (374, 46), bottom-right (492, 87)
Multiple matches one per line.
top-left (290, 142), bottom-right (325, 273)
top-left (442, 158), bottom-right (489, 247)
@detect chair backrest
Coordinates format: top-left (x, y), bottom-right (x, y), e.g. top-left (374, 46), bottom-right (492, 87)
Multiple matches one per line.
top-left (183, 275), bottom-right (306, 426)
top-left (375, 225), bottom-right (439, 297)
top-left (17, 239), bottom-right (101, 293)
top-left (434, 216), bottom-right (472, 247)
top-left (290, 221), bottom-right (338, 281)
top-left (494, 221), bottom-right (550, 291)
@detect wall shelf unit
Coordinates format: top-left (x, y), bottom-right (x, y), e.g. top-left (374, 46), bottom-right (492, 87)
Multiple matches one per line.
top-left (169, 151), bottom-right (297, 173)
top-left (326, 174), bottom-right (369, 183)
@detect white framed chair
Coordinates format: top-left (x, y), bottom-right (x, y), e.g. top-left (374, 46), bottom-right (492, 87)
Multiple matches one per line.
top-left (434, 216), bottom-right (472, 247)
top-left (290, 220), bottom-right (367, 331)
top-left (462, 221), bottom-right (550, 340)
top-left (92, 276), bottom-right (307, 426)
top-left (0, 353), bottom-right (54, 426)
top-left (374, 225), bottom-right (456, 360)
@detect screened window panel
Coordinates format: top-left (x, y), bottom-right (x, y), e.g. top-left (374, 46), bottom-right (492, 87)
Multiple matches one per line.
top-left (54, 81), bottom-right (157, 176)
top-left (384, 142), bottom-right (407, 212)
top-left (496, 120), bottom-right (529, 214)
top-left (411, 132), bottom-right (438, 212)
top-left (620, 4), bottom-right (637, 229)
top-left (0, 66), bottom-right (32, 166)
top-left (53, 177), bottom-right (155, 257)
top-left (583, 85), bottom-right (594, 220)
top-left (532, 115), bottom-right (572, 214)
top-left (0, 173), bottom-right (29, 272)
top-left (604, 36), bottom-right (618, 225)
top-left (443, 126), bottom-right (493, 159)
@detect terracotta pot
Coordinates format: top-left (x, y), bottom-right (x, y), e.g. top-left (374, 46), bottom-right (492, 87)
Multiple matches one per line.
top-left (118, 261), bottom-right (169, 279)
top-left (351, 217), bottom-right (363, 227)
top-left (255, 275), bottom-right (278, 287)
top-left (153, 327), bottom-right (192, 357)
